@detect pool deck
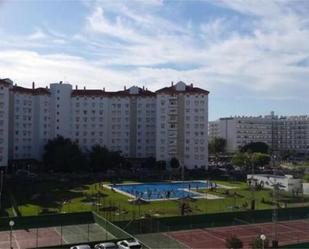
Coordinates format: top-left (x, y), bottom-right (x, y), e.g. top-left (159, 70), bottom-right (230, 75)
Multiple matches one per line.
top-left (103, 181), bottom-right (235, 201)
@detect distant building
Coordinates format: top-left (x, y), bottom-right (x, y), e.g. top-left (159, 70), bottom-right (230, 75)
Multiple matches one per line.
top-left (0, 79), bottom-right (209, 169)
top-left (209, 112), bottom-right (309, 153)
top-left (247, 174), bottom-right (302, 193)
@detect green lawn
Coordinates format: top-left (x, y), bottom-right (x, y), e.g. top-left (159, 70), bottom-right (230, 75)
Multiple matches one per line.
top-left (5, 178), bottom-right (308, 221)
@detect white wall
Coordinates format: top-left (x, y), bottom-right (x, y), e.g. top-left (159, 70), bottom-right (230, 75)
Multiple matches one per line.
top-left (71, 95), bottom-right (110, 151)
top-left (50, 83), bottom-right (72, 138)
top-left (303, 183), bottom-right (309, 195)
top-left (156, 82), bottom-right (209, 169)
top-left (247, 174), bottom-right (302, 193)
top-left (209, 114), bottom-right (309, 153)
top-left (3, 80), bottom-right (209, 168)
top-left (0, 82), bottom-right (10, 167)
top-left (10, 92), bottom-right (35, 159)
top-left (33, 94), bottom-right (51, 160)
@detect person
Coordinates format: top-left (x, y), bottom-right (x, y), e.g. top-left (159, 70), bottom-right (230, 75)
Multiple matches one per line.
top-left (188, 184), bottom-right (191, 191)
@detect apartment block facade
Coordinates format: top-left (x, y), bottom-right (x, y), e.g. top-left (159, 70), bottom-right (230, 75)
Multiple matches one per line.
top-left (156, 82), bottom-right (209, 169)
top-left (0, 79), bottom-right (11, 168)
top-left (0, 79), bottom-right (209, 169)
top-left (209, 112), bottom-right (309, 153)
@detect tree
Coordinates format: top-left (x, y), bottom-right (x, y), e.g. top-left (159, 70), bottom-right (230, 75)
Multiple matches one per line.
top-left (241, 142), bottom-right (269, 154)
top-left (251, 236), bottom-right (269, 249)
top-left (303, 174), bottom-right (309, 183)
top-left (170, 157), bottom-right (180, 169)
top-left (156, 160), bottom-right (166, 170)
top-left (108, 150), bottom-right (124, 169)
top-left (88, 145), bottom-right (110, 172)
top-left (251, 153), bottom-right (270, 167)
top-left (280, 150), bottom-right (296, 160)
top-left (231, 152), bottom-right (250, 167)
top-left (225, 235), bottom-right (243, 249)
top-left (209, 137), bottom-right (226, 154)
top-left (43, 136), bottom-right (85, 172)
top-left (143, 157), bottom-right (156, 169)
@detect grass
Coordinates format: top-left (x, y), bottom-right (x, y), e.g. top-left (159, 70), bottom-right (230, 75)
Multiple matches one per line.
top-left (5, 178), bottom-right (308, 221)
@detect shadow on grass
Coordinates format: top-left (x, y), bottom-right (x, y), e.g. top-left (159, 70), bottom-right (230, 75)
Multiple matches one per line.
top-left (7, 176), bottom-right (105, 214)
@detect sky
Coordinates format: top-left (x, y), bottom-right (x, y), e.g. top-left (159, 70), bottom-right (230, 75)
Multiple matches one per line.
top-left (0, 0), bottom-right (309, 121)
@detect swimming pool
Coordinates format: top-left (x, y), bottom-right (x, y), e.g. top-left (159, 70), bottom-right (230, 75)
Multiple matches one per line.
top-left (110, 181), bottom-right (212, 201)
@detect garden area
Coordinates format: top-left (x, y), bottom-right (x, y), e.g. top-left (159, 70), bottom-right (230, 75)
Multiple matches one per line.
top-left (3, 176), bottom-right (309, 222)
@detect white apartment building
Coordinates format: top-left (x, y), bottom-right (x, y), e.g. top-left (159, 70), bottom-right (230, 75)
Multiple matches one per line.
top-left (8, 83), bottom-right (51, 161)
top-left (0, 79), bottom-right (209, 169)
top-left (209, 112), bottom-right (309, 153)
top-left (0, 79), bottom-right (11, 167)
top-left (70, 86), bottom-right (156, 158)
top-left (156, 81), bottom-right (209, 169)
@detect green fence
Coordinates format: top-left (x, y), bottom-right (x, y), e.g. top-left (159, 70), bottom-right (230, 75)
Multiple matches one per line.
top-left (0, 211), bottom-right (94, 231)
top-left (93, 212), bottom-right (134, 239)
top-left (279, 242), bottom-right (309, 248)
top-left (31, 238), bottom-right (129, 249)
top-left (0, 211), bottom-right (148, 248)
top-left (115, 206), bottom-right (309, 234)
top-left (94, 212), bottom-right (151, 249)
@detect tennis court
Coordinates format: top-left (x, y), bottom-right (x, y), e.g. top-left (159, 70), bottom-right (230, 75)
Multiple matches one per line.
top-left (165, 218), bottom-right (309, 248)
top-left (0, 223), bottom-right (115, 249)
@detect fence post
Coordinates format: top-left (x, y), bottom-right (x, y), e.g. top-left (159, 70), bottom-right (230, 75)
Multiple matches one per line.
top-left (36, 227), bottom-right (38, 248)
top-left (60, 224), bottom-right (63, 246)
top-left (157, 220), bottom-right (159, 234)
top-left (87, 223), bottom-right (90, 242)
top-left (105, 216), bottom-right (108, 240)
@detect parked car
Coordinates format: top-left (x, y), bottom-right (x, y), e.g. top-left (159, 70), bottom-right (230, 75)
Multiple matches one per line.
top-left (15, 169), bottom-right (37, 178)
top-left (117, 239), bottom-right (142, 249)
top-left (70, 245), bottom-right (91, 249)
top-left (94, 242), bottom-right (118, 249)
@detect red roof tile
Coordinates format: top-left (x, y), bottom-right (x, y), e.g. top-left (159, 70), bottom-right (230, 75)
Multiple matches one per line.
top-left (156, 83), bottom-right (209, 95)
top-left (71, 88), bottom-right (155, 97)
top-left (0, 79), bottom-right (12, 87)
top-left (11, 86), bottom-right (50, 95)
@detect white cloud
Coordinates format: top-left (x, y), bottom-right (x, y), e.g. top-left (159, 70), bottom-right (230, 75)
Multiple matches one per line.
top-left (0, 50), bottom-right (131, 90)
top-left (0, 0), bottom-right (309, 106)
top-left (27, 29), bottom-right (47, 40)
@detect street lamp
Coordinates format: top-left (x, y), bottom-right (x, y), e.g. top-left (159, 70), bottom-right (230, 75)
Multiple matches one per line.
top-left (260, 234), bottom-right (266, 249)
top-left (9, 220), bottom-right (15, 249)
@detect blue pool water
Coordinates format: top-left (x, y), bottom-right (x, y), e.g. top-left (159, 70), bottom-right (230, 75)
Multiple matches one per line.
top-left (111, 181), bottom-right (211, 200)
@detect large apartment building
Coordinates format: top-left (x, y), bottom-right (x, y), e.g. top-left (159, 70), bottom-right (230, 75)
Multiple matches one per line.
top-left (156, 81), bottom-right (209, 169)
top-left (0, 79), bottom-right (11, 168)
top-left (209, 112), bottom-right (309, 153)
top-left (0, 79), bottom-right (209, 169)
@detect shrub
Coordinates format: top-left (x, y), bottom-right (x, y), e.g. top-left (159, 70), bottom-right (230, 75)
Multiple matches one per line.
top-left (225, 235), bottom-right (243, 249)
top-left (251, 235), bottom-right (269, 249)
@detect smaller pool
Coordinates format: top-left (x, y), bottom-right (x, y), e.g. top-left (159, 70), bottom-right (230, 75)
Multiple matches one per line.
top-left (110, 181), bottom-right (213, 201)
